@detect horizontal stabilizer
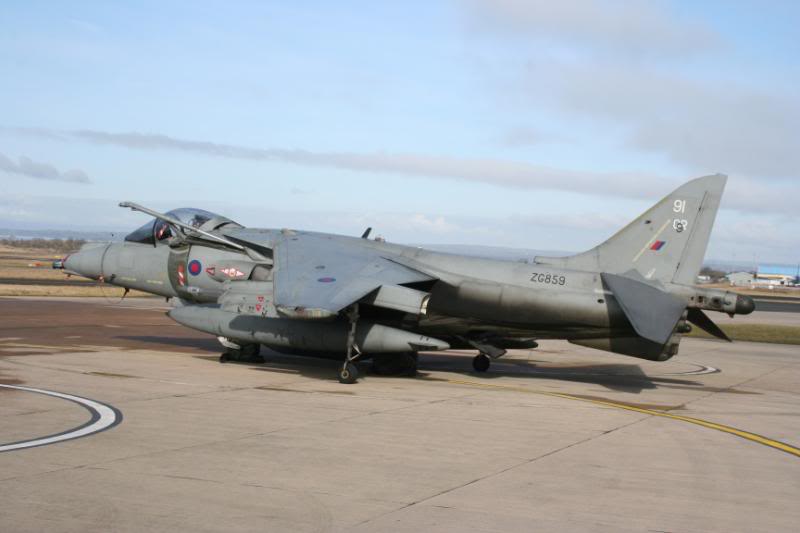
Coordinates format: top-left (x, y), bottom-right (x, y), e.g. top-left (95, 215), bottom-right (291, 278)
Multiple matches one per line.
top-left (687, 308), bottom-right (732, 342)
top-left (602, 273), bottom-right (686, 345)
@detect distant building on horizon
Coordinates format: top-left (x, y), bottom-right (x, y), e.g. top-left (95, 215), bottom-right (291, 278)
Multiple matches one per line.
top-left (727, 271), bottom-right (755, 287)
top-left (755, 264), bottom-right (798, 286)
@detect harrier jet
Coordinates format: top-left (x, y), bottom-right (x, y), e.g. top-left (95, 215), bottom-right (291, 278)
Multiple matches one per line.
top-left (61, 174), bottom-right (754, 383)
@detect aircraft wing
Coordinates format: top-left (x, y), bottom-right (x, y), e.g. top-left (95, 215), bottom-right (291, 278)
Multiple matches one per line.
top-left (269, 233), bottom-right (434, 318)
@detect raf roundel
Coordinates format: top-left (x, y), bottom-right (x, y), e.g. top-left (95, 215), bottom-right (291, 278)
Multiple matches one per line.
top-left (188, 259), bottom-right (202, 276)
top-left (317, 277), bottom-right (336, 283)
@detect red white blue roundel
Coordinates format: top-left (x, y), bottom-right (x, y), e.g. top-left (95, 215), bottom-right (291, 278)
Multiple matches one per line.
top-left (188, 259), bottom-right (202, 276)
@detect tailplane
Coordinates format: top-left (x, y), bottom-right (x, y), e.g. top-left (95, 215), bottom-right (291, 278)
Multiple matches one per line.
top-left (535, 174), bottom-right (726, 285)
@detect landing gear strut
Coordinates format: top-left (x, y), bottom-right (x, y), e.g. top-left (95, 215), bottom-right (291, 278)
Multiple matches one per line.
top-left (339, 305), bottom-right (362, 384)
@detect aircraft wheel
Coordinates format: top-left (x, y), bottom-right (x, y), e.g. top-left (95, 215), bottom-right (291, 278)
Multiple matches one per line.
top-left (403, 353), bottom-right (419, 377)
top-left (240, 344), bottom-right (264, 363)
top-left (371, 352), bottom-right (418, 376)
top-left (241, 344), bottom-right (261, 357)
top-left (219, 352), bottom-right (233, 363)
top-left (473, 354), bottom-right (491, 372)
top-left (338, 363), bottom-right (359, 384)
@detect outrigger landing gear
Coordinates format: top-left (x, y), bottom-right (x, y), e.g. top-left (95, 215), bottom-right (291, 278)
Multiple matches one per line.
top-left (466, 339), bottom-right (507, 373)
top-left (339, 305), bottom-right (362, 384)
top-left (472, 353), bottom-right (491, 372)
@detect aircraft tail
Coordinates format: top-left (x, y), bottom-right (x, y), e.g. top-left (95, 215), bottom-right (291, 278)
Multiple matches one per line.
top-left (535, 174), bottom-right (727, 285)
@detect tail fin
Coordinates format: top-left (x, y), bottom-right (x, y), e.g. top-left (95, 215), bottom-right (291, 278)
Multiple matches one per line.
top-left (535, 174), bottom-right (727, 285)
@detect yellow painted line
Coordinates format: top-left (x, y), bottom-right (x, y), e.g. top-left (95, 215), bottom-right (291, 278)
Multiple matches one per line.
top-left (444, 379), bottom-right (800, 459)
top-left (632, 218), bottom-right (671, 263)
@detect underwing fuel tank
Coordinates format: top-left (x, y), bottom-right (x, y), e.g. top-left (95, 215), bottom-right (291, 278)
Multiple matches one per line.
top-left (168, 306), bottom-right (450, 353)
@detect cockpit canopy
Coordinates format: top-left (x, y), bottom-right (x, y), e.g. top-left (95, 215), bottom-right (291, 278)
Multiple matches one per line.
top-left (124, 208), bottom-right (241, 245)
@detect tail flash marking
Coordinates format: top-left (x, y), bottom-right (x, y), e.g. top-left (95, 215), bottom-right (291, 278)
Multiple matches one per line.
top-left (650, 240), bottom-right (667, 251)
top-left (632, 219), bottom-right (671, 263)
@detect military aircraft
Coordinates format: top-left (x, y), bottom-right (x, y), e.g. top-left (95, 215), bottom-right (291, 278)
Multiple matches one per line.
top-left (60, 174), bottom-right (754, 383)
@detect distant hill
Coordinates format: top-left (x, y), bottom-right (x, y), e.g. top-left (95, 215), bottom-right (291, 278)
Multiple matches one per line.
top-left (0, 228), bottom-right (122, 242)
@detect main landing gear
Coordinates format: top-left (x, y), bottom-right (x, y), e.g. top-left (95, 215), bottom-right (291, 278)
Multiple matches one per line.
top-left (217, 337), bottom-right (264, 364)
top-left (339, 305), bottom-right (362, 384)
top-left (370, 353), bottom-right (419, 376)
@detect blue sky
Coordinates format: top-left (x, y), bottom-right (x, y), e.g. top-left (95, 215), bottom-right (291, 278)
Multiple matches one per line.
top-left (1, 0), bottom-right (798, 264)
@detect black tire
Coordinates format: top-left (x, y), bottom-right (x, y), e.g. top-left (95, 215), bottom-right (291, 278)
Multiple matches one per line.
top-left (338, 363), bottom-right (359, 384)
top-left (219, 353), bottom-right (231, 363)
top-left (472, 354), bottom-right (491, 372)
top-left (371, 352), bottom-right (418, 376)
top-left (241, 344), bottom-right (261, 357)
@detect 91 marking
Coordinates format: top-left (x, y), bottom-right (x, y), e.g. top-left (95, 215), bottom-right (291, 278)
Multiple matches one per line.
top-left (673, 199), bottom-right (688, 232)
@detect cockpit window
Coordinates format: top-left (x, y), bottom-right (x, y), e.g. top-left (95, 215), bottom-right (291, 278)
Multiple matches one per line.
top-left (154, 219), bottom-right (173, 241)
top-left (165, 208), bottom-right (218, 229)
top-left (123, 207), bottom-right (238, 245)
top-left (124, 220), bottom-right (155, 245)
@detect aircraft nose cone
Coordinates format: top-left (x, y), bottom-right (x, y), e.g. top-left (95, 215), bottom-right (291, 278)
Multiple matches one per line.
top-left (735, 294), bottom-right (755, 315)
top-left (63, 243), bottom-right (109, 280)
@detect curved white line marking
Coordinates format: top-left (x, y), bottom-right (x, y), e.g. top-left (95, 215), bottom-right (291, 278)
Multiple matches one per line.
top-left (0, 384), bottom-right (121, 452)
top-left (664, 364), bottom-right (720, 376)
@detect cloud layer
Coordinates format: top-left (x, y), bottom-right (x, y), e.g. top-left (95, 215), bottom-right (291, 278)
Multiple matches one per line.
top-left (10, 127), bottom-right (799, 216)
top-left (0, 151), bottom-right (90, 183)
top-left (463, 0), bottom-right (720, 58)
top-left (463, 1), bottom-right (800, 180)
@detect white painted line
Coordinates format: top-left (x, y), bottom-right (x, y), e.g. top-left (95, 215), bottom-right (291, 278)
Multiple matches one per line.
top-left (663, 364), bottom-right (720, 376)
top-left (0, 384), bottom-right (121, 452)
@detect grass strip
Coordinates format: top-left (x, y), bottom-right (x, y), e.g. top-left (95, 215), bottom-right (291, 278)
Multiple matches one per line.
top-left (688, 323), bottom-right (800, 345)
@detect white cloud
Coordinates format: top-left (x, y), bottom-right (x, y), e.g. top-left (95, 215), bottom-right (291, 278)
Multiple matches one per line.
top-left (0, 151), bottom-right (91, 183)
top-left (8, 127), bottom-right (799, 216)
top-left (499, 126), bottom-right (551, 147)
top-left (524, 61), bottom-right (800, 178)
top-left (462, 0), bottom-right (720, 58)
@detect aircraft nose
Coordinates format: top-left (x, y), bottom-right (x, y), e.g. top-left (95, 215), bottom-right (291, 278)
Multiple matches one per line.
top-left (63, 243), bottom-right (110, 280)
top-left (735, 294), bottom-right (755, 315)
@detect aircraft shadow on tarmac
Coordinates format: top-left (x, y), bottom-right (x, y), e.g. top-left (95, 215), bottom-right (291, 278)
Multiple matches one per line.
top-left (207, 348), bottom-right (704, 395)
top-left (116, 334), bottom-right (755, 396)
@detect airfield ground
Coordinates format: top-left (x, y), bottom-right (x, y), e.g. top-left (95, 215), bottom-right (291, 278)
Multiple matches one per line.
top-left (1, 297), bottom-right (799, 532)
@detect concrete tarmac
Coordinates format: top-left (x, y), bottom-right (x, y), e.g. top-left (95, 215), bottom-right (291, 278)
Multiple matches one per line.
top-left (750, 295), bottom-right (800, 314)
top-left (1, 297), bottom-right (799, 532)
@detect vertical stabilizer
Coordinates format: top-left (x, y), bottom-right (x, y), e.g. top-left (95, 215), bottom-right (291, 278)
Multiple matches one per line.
top-left (535, 174), bottom-right (727, 285)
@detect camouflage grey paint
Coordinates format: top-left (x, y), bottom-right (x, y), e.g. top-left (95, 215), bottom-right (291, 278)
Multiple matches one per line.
top-left (62, 175), bottom-right (754, 365)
